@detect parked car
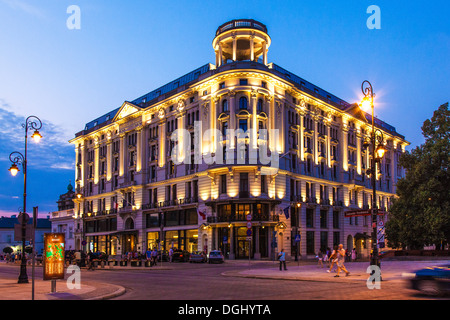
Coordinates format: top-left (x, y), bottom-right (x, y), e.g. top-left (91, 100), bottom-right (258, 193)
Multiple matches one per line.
top-left (208, 250), bottom-right (224, 264)
top-left (409, 265), bottom-right (450, 296)
top-left (172, 250), bottom-right (190, 262)
top-left (189, 251), bottom-right (207, 263)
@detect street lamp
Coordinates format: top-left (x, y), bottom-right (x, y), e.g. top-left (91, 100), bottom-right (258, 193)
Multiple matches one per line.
top-left (359, 81), bottom-right (385, 271)
top-left (8, 115), bottom-right (42, 284)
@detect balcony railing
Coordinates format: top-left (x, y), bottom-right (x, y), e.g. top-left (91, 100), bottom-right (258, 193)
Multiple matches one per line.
top-left (207, 213), bottom-right (280, 223)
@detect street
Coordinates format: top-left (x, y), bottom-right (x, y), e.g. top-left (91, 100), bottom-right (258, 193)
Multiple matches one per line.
top-left (1, 259), bottom-right (446, 301)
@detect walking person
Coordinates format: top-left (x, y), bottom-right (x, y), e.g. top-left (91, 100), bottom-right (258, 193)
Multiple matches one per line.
top-left (169, 247), bottom-right (173, 263)
top-left (151, 248), bottom-right (158, 266)
top-left (335, 244), bottom-right (350, 277)
top-left (317, 250), bottom-right (324, 268)
top-left (278, 249), bottom-right (287, 271)
top-left (327, 246), bottom-right (338, 273)
top-left (351, 248), bottom-right (357, 262)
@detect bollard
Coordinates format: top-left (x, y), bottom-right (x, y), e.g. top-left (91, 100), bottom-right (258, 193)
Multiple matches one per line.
top-left (101, 260), bottom-right (105, 269)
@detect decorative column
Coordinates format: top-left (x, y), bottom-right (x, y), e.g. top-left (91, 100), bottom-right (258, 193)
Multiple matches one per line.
top-left (250, 35), bottom-right (255, 61)
top-left (341, 121), bottom-right (349, 172)
top-left (251, 90), bottom-right (258, 149)
top-left (229, 91), bottom-right (236, 149)
top-left (232, 34), bottom-right (237, 61)
top-left (299, 111), bottom-right (305, 161)
top-left (262, 41), bottom-right (267, 65)
top-left (158, 121), bottom-right (166, 168)
top-left (218, 42), bottom-right (223, 67)
top-left (229, 226), bottom-right (235, 260)
top-left (356, 128), bottom-right (362, 175)
top-left (254, 226), bottom-right (261, 260)
top-left (119, 134), bottom-right (125, 176)
top-left (326, 123), bottom-right (332, 168)
top-left (106, 139), bottom-right (112, 181)
top-left (94, 141), bottom-right (99, 184)
top-left (212, 96), bottom-right (219, 153)
top-left (313, 116), bottom-right (319, 165)
top-left (136, 127), bottom-right (142, 172)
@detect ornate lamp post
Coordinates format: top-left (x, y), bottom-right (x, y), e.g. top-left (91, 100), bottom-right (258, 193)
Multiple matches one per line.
top-left (359, 81), bottom-right (387, 271)
top-left (8, 116), bottom-right (42, 284)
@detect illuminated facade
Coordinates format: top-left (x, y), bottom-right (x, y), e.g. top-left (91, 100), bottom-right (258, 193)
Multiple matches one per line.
top-left (70, 19), bottom-right (409, 260)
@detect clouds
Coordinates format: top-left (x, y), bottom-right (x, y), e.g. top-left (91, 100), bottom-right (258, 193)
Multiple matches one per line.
top-left (0, 99), bottom-right (74, 171)
top-left (0, 0), bottom-right (46, 19)
top-left (0, 99), bottom-right (75, 217)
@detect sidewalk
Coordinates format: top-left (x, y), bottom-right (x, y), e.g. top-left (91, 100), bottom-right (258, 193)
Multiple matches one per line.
top-left (0, 263), bottom-right (125, 300)
top-left (221, 260), bottom-right (450, 283)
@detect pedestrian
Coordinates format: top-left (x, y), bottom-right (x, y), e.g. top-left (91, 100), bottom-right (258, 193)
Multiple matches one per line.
top-left (151, 248), bottom-right (158, 266)
top-left (87, 251), bottom-right (96, 271)
top-left (335, 244), bottom-right (350, 277)
top-left (146, 248), bottom-right (152, 265)
top-left (351, 248), bottom-right (357, 262)
top-left (317, 250), bottom-right (324, 268)
top-left (278, 249), bottom-right (287, 271)
top-left (74, 250), bottom-right (81, 267)
top-left (169, 247), bottom-right (173, 263)
top-left (327, 246), bottom-right (338, 273)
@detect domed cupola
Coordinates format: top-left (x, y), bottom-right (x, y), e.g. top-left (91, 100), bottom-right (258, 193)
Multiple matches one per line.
top-left (213, 19), bottom-right (271, 67)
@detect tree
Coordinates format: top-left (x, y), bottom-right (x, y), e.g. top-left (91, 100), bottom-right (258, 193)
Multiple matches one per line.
top-left (386, 103), bottom-right (450, 250)
top-left (3, 247), bottom-right (13, 254)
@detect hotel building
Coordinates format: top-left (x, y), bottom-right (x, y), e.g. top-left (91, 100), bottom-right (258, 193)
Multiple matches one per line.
top-left (69, 19), bottom-right (409, 260)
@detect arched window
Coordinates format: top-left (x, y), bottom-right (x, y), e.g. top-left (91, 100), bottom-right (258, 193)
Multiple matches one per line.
top-left (257, 99), bottom-right (263, 112)
top-left (222, 99), bottom-right (229, 112)
top-left (125, 218), bottom-right (134, 230)
top-left (239, 96), bottom-right (248, 110)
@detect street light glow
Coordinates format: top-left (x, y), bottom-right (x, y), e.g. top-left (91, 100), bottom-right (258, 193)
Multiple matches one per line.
top-left (360, 96), bottom-right (372, 112)
top-left (31, 130), bottom-right (42, 143)
top-left (9, 163), bottom-right (19, 176)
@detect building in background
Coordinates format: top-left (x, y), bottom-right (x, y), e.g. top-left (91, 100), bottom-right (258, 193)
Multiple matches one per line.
top-left (50, 182), bottom-right (77, 250)
top-left (0, 215), bottom-right (51, 255)
top-left (69, 19), bottom-right (409, 260)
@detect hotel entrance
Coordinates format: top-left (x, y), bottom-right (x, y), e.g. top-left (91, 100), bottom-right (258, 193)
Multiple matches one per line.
top-left (236, 227), bottom-right (250, 259)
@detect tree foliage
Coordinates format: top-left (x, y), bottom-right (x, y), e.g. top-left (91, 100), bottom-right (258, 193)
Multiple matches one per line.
top-left (386, 103), bottom-right (450, 249)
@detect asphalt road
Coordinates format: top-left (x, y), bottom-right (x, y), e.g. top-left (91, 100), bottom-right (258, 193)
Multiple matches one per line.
top-left (0, 260), bottom-right (446, 301)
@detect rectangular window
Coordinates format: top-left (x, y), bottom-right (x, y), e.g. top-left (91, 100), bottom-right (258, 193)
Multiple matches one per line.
top-left (306, 231), bottom-right (315, 255)
top-left (333, 211), bottom-right (340, 229)
top-left (220, 174), bottom-right (227, 194)
top-left (239, 173), bottom-right (249, 198)
top-left (320, 210), bottom-right (328, 228)
top-left (239, 79), bottom-right (248, 85)
top-left (320, 231), bottom-right (328, 251)
top-left (306, 208), bottom-right (314, 228)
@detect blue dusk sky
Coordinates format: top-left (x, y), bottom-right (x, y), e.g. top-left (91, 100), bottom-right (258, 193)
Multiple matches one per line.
top-left (0, 1), bottom-right (448, 217)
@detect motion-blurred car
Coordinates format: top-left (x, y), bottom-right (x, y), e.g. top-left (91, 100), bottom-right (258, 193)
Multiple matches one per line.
top-left (172, 250), bottom-right (190, 262)
top-left (189, 251), bottom-right (207, 263)
top-left (208, 250), bottom-right (224, 264)
top-left (409, 265), bottom-right (450, 296)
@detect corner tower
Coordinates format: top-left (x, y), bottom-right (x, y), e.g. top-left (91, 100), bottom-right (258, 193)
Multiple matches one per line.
top-left (213, 19), bottom-right (271, 67)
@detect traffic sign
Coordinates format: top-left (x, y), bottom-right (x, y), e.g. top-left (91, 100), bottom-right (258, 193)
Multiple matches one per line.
top-left (294, 234), bottom-right (301, 243)
top-left (246, 236), bottom-right (252, 242)
top-left (246, 214), bottom-right (252, 221)
top-left (246, 229), bottom-right (252, 236)
top-left (246, 221), bottom-right (252, 229)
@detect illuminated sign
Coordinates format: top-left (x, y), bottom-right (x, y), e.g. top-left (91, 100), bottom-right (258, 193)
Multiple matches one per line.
top-left (43, 233), bottom-right (65, 280)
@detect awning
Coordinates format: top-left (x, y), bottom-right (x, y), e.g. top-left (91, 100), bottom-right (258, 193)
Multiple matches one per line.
top-left (354, 233), bottom-right (371, 240)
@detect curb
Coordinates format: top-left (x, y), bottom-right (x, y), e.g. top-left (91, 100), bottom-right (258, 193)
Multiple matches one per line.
top-left (85, 284), bottom-right (127, 300)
